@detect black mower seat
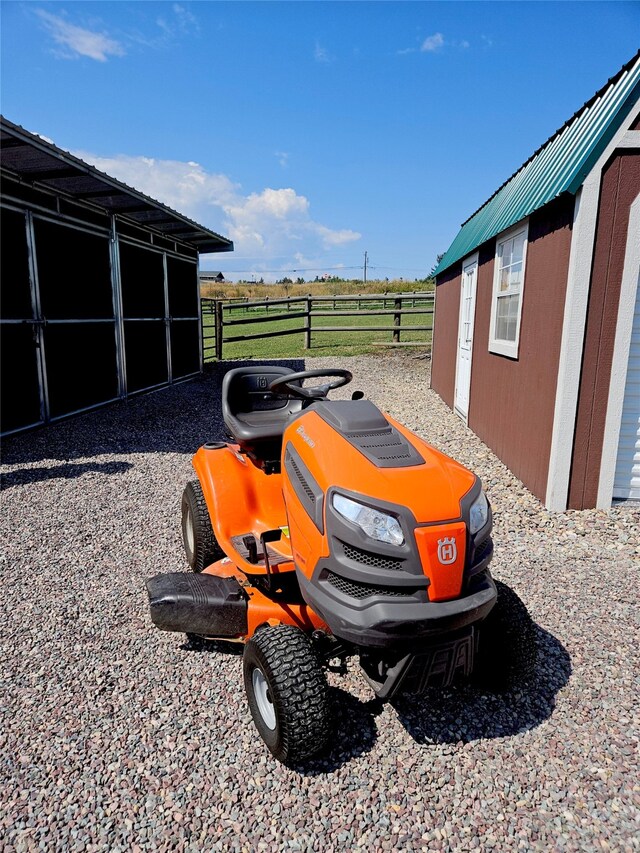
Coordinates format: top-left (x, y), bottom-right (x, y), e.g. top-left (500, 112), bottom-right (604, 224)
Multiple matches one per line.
top-left (222, 366), bottom-right (303, 459)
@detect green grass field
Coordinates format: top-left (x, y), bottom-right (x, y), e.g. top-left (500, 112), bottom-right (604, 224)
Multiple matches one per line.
top-left (202, 305), bottom-right (433, 360)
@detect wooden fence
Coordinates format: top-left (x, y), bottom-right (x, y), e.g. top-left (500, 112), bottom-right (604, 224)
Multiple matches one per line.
top-left (201, 292), bottom-right (434, 361)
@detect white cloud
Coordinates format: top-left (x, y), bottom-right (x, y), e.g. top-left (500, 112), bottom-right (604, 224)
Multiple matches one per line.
top-left (247, 188), bottom-right (308, 219)
top-left (400, 32), bottom-right (465, 56)
top-left (74, 152), bottom-right (360, 260)
top-left (36, 10), bottom-right (125, 61)
top-left (156, 3), bottom-right (199, 40)
top-left (421, 33), bottom-right (444, 53)
top-left (223, 187), bottom-right (359, 253)
top-left (36, 5), bottom-right (199, 59)
top-left (173, 3), bottom-right (199, 32)
top-left (315, 225), bottom-right (362, 247)
top-left (314, 41), bottom-right (332, 63)
top-left (275, 151), bottom-right (290, 168)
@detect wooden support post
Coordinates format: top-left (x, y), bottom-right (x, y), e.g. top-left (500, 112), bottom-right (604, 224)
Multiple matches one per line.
top-left (393, 297), bottom-right (402, 343)
top-left (215, 300), bottom-right (223, 360)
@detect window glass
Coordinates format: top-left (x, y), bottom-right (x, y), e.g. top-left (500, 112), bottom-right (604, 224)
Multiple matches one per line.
top-left (495, 292), bottom-right (519, 341)
top-left (490, 224), bottom-right (527, 354)
top-left (510, 261), bottom-right (522, 290)
top-left (513, 232), bottom-right (525, 264)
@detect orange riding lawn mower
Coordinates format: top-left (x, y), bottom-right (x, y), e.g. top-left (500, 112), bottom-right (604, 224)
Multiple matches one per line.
top-left (146, 367), bottom-right (536, 764)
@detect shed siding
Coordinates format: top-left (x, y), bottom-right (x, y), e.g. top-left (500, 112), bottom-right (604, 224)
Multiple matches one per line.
top-left (467, 196), bottom-right (575, 501)
top-left (568, 150), bottom-right (640, 509)
top-left (431, 265), bottom-right (462, 408)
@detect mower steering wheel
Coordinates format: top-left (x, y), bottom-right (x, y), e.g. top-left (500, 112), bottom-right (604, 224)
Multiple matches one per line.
top-left (268, 368), bottom-right (352, 401)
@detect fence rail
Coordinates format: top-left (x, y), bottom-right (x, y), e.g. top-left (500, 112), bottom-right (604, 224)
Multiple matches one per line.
top-left (201, 292), bottom-right (434, 360)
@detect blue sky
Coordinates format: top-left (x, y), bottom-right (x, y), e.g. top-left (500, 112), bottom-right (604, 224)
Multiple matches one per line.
top-left (2, 2), bottom-right (639, 281)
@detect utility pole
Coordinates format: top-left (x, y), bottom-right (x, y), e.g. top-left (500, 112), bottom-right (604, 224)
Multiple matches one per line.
top-left (363, 251), bottom-right (368, 285)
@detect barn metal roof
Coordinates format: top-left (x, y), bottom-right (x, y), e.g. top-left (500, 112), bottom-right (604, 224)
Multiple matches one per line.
top-left (0, 116), bottom-right (233, 254)
top-left (434, 52), bottom-right (640, 277)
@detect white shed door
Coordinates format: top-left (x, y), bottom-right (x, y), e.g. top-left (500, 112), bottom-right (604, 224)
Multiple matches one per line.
top-left (613, 271), bottom-right (640, 500)
top-left (454, 254), bottom-right (478, 420)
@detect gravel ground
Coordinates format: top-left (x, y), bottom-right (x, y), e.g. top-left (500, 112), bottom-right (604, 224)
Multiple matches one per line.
top-left (1, 353), bottom-right (639, 852)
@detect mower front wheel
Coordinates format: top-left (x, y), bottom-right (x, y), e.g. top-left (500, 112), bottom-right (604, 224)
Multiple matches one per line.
top-left (181, 480), bottom-right (222, 572)
top-left (243, 625), bottom-right (331, 764)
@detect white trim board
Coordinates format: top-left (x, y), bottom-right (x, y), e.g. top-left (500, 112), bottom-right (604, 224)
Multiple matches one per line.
top-left (545, 109), bottom-right (640, 510)
top-left (597, 191), bottom-right (640, 508)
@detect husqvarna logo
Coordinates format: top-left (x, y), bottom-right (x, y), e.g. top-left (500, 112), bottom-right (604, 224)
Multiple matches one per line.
top-left (296, 425), bottom-right (316, 448)
top-left (437, 537), bottom-right (457, 565)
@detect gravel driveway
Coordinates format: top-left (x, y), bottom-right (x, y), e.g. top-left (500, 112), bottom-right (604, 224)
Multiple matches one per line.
top-left (2, 354), bottom-right (638, 852)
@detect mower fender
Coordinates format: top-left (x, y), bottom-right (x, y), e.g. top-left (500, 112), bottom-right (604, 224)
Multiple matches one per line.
top-left (242, 583), bottom-right (329, 639)
top-left (192, 444), bottom-right (289, 575)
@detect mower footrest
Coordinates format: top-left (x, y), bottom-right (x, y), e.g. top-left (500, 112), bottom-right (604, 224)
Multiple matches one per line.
top-left (146, 572), bottom-right (248, 637)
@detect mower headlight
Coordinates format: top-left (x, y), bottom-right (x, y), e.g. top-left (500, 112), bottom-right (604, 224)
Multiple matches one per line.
top-left (469, 491), bottom-right (489, 535)
top-left (332, 494), bottom-right (404, 546)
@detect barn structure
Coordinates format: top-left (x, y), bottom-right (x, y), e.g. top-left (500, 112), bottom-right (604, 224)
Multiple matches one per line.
top-left (0, 117), bottom-right (233, 436)
top-left (199, 271), bottom-right (226, 283)
top-left (431, 53), bottom-right (640, 510)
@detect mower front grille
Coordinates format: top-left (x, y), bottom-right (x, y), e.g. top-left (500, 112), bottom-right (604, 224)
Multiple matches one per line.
top-left (341, 541), bottom-right (404, 571)
top-left (473, 536), bottom-right (493, 564)
top-left (325, 571), bottom-right (418, 600)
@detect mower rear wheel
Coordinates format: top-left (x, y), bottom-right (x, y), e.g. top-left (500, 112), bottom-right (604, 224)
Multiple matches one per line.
top-left (243, 625), bottom-right (331, 764)
top-left (181, 480), bottom-right (222, 572)
top-left (473, 580), bottom-right (537, 690)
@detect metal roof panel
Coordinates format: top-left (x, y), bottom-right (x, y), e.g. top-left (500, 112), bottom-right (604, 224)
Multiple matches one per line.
top-left (434, 53), bottom-right (640, 277)
top-left (0, 116), bottom-right (233, 255)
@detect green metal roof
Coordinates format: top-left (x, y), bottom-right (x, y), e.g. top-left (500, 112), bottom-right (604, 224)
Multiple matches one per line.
top-left (434, 52), bottom-right (640, 277)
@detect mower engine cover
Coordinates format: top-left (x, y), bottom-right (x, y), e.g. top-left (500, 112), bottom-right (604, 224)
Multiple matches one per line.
top-left (281, 400), bottom-right (496, 648)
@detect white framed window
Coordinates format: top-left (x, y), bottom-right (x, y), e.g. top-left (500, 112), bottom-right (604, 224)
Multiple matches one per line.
top-left (489, 220), bottom-right (529, 358)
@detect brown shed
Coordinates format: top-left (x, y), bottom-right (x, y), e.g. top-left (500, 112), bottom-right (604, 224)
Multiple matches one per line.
top-left (0, 117), bottom-right (233, 436)
top-left (431, 54), bottom-right (640, 510)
